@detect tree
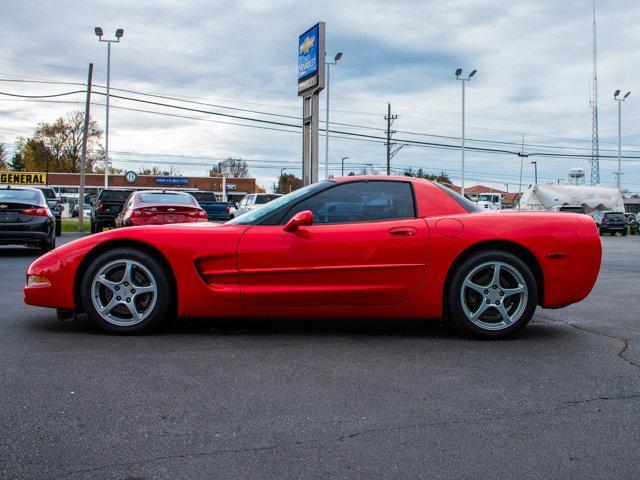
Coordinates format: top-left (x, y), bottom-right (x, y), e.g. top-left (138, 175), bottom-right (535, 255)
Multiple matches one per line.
top-left (209, 157), bottom-right (249, 178)
top-left (0, 143), bottom-right (8, 170)
top-left (403, 167), bottom-right (450, 183)
top-left (11, 137), bottom-right (55, 173)
top-left (273, 173), bottom-right (302, 194)
top-left (12, 111), bottom-right (103, 173)
top-left (137, 165), bottom-right (181, 176)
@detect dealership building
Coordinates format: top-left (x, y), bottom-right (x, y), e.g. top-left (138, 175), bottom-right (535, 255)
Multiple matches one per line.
top-left (0, 171), bottom-right (257, 214)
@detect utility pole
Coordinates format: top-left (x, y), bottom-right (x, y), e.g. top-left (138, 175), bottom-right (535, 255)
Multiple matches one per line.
top-left (384, 103), bottom-right (397, 175)
top-left (531, 161), bottom-right (538, 186)
top-left (590, 0), bottom-right (600, 185)
top-left (78, 63), bottom-right (93, 233)
top-left (517, 134), bottom-right (527, 209)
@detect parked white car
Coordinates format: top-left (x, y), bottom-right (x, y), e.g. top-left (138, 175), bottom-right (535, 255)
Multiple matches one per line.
top-left (234, 193), bottom-right (282, 217)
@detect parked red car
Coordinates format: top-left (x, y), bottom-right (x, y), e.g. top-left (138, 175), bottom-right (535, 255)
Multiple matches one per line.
top-left (114, 190), bottom-right (208, 228)
top-left (24, 177), bottom-right (601, 338)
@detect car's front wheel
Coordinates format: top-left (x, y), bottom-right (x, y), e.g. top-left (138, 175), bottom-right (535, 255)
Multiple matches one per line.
top-left (80, 248), bottom-right (174, 334)
top-left (447, 250), bottom-right (538, 339)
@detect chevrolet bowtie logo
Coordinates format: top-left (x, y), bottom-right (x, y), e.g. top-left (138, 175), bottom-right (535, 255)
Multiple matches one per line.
top-left (0, 205), bottom-right (6, 209)
top-left (299, 35), bottom-right (315, 55)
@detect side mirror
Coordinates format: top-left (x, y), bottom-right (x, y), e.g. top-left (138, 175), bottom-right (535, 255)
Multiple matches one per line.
top-left (282, 210), bottom-right (314, 232)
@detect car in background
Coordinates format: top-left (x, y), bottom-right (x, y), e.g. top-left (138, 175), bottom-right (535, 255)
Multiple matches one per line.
top-left (234, 193), bottom-right (282, 217)
top-left (114, 190), bottom-right (208, 228)
top-left (593, 211), bottom-right (628, 236)
top-left (625, 213), bottom-right (638, 235)
top-left (550, 206), bottom-right (586, 214)
top-left (72, 203), bottom-right (92, 218)
top-left (90, 189), bottom-right (134, 233)
top-left (0, 186), bottom-right (56, 253)
top-left (37, 187), bottom-right (63, 237)
top-left (190, 191), bottom-right (233, 222)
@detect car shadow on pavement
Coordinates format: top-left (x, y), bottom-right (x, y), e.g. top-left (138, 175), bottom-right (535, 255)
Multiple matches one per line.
top-left (26, 313), bottom-right (564, 342)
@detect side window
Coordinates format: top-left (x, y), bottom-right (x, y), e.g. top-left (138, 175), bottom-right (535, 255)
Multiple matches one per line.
top-left (283, 181), bottom-right (415, 224)
top-left (247, 195), bottom-right (256, 206)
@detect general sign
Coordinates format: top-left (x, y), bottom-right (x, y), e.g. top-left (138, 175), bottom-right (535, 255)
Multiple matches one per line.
top-left (124, 171), bottom-right (138, 184)
top-left (0, 172), bottom-right (47, 185)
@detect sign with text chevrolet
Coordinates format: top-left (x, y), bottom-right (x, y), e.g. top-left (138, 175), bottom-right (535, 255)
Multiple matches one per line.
top-left (0, 172), bottom-right (47, 185)
top-left (298, 23), bottom-right (320, 81)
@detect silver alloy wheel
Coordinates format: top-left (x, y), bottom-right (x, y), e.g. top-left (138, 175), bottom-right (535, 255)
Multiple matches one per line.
top-left (90, 259), bottom-right (158, 327)
top-left (460, 261), bottom-right (528, 331)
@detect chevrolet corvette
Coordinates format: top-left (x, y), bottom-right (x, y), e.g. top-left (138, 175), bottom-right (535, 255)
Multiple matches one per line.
top-left (24, 176), bottom-right (602, 338)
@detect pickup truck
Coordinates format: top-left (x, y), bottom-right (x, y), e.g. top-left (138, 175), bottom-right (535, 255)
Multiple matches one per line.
top-left (90, 189), bottom-right (134, 233)
top-left (190, 191), bottom-right (232, 222)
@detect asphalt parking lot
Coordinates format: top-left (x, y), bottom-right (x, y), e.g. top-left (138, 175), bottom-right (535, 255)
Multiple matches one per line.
top-left (1, 234), bottom-right (639, 479)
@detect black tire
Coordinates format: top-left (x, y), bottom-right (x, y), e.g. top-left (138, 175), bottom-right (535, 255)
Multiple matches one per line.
top-left (55, 219), bottom-right (62, 237)
top-left (80, 248), bottom-right (174, 334)
top-left (622, 230), bottom-right (627, 236)
top-left (90, 221), bottom-right (96, 234)
top-left (446, 250), bottom-right (538, 339)
top-left (40, 236), bottom-right (55, 254)
top-left (94, 221), bottom-right (102, 233)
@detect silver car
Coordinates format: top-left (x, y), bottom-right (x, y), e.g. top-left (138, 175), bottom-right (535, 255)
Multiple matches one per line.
top-left (233, 193), bottom-right (282, 217)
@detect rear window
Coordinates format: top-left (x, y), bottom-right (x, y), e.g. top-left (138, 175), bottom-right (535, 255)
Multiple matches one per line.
top-left (255, 194), bottom-right (281, 205)
top-left (38, 188), bottom-right (56, 199)
top-left (191, 192), bottom-right (218, 203)
top-left (138, 193), bottom-right (194, 204)
top-left (434, 183), bottom-right (483, 212)
top-left (99, 189), bottom-right (134, 201)
top-left (0, 189), bottom-right (40, 202)
top-left (604, 213), bottom-right (625, 221)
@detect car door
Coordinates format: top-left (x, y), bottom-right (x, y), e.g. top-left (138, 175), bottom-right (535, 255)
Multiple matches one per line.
top-left (237, 180), bottom-right (429, 307)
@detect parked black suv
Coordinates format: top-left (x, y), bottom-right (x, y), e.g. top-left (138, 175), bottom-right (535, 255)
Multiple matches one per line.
top-left (597, 212), bottom-right (628, 236)
top-left (90, 189), bottom-right (134, 233)
top-left (37, 187), bottom-right (63, 236)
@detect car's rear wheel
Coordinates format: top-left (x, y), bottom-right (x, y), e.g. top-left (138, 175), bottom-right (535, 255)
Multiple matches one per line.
top-left (447, 250), bottom-right (538, 339)
top-left (80, 248), bottom-right (173, 334)
top-left (40, 236), bottom-right (55, 254)
top-left (55, 220), bottom-right (62, 237)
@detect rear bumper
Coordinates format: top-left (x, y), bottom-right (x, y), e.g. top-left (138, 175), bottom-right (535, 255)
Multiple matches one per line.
top-left (600, 224), bottom-right (626, 231)
top-left (0, 231), bottom-right (50, 246)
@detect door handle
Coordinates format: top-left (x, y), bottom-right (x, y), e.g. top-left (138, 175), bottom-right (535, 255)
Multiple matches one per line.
top-left (388, 226), bottom-right (417, 236)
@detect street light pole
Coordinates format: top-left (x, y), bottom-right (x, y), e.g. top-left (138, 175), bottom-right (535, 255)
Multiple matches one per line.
top-left (531, 160), bottom-right (538, 186)
top-left (341, 156), bottom-right (349, 177)
top-left (455, 68), bottom-right (477, 196)
top-left (613, 90), bottom-right (631, 190)
top-left (325, 52), bottom-right (342, 180)
top-left (95, 27), bottom-right (124, 188)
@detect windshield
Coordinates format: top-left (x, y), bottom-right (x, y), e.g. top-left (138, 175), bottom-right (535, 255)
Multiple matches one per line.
top-left (228, 181), bottom-right (331, 225)
top-left (100, 189), bottom-right (134, 201)
top-left (255, 194), bottom-right (282, 204)
top-left (191, 192), bottom-right (219, 203)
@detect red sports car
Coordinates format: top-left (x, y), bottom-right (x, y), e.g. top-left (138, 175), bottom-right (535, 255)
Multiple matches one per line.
top-left (114, 190), bottom-right (208, 228)
top-left (24, 177), bottom-right (601, 338)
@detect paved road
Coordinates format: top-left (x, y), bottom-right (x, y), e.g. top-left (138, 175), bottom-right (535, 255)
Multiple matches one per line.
top-left (1, 234), bottom-right (639, 479)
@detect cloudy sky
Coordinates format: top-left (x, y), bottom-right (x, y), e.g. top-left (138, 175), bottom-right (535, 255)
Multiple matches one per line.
top-left (1, 0), bottom-right (639, 193)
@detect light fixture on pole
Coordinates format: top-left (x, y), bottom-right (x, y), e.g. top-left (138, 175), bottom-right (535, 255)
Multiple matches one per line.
top-left (324, 52), bottom-right (343, 180)
top-left (455, 68), bottom-right (477, 196)
top-left (95, 26), bottom-right (124, 188)
top-left (613, 89), bottom-right (631, 190)
top-left (341, 156), bottom-right (349, 177)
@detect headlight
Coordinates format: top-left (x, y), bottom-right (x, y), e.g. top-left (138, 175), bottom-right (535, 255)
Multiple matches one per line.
top-left (27, 275), bottom-right (50, 287)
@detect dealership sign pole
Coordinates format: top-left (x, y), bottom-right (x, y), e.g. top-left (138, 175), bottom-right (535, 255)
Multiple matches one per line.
top-left (298, 23), bottom-right (325, 186)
